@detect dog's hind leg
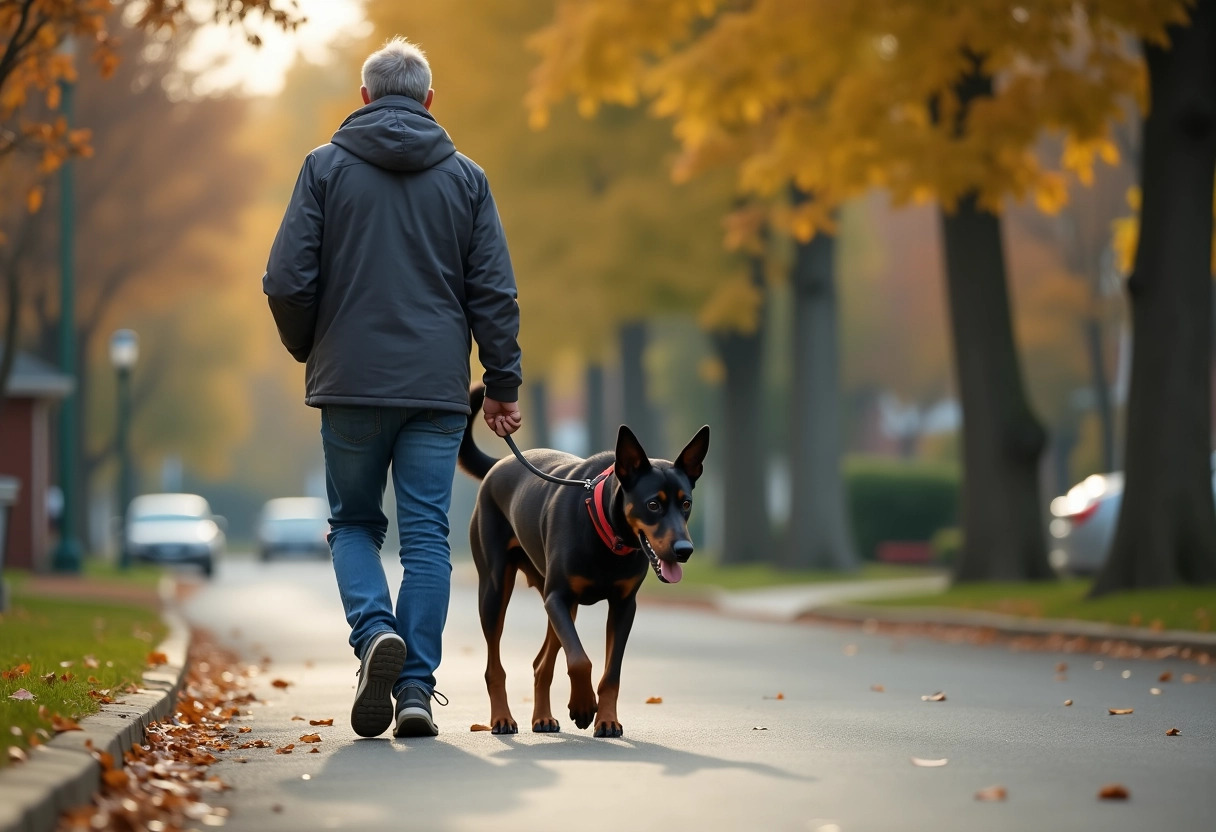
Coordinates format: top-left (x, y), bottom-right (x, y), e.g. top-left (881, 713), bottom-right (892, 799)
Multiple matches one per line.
top-left (530, 622), bottom-right (562, 732)
top-left (472, 505), bottom-right (519, 735)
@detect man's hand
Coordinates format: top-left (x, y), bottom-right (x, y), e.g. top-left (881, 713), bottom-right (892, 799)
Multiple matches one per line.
top-left (483, 397), bottom-right (522, 437)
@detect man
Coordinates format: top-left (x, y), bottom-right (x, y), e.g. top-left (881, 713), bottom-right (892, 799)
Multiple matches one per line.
top-left (263, 37), bottom-right (523, 739)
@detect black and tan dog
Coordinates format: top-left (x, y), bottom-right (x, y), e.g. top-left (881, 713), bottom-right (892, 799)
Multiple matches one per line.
top-left (459, 385), bottom-right (710, 737)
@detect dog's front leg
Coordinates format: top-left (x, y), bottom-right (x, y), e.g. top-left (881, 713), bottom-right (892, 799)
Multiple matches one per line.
top-left (594, 595), bottom-right (637, 738)
top-left (543, 591), bottom-right (597, 730)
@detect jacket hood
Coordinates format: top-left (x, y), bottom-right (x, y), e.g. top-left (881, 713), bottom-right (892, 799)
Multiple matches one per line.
top-left (331, 95), bottom-right (456, 172)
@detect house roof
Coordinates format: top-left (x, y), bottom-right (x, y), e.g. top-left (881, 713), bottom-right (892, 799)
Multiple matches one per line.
top-left (0, 350), bottom-right (73, 399)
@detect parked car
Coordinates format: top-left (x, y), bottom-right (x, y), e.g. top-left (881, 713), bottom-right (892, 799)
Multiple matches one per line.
top-left (1049, 454), bottom-right (1216, 575)
top-left (125, 493), bottom-right (225, 578)
top-left (257, 497), bottom-right (330, 562)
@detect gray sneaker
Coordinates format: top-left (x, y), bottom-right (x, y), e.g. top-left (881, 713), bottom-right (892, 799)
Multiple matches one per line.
top-left (351, 632), bottom-right (406, 738)
top-left (393, 687), bottom-right (447, 737)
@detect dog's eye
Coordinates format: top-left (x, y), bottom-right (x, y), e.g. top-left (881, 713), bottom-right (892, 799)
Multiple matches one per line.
top-left (646, 500), bottom-right (660, 512)
top-left (682, 500), bottom-right (692, 512)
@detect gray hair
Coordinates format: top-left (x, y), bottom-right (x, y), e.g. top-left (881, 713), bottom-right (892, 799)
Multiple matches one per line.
top-left (361, 37), bottom-right (432, 103)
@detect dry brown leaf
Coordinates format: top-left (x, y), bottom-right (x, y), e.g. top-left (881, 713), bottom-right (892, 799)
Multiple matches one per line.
top-left (40, 672), bottom-right (56, 685)
top-left (51, 714), bottom-right (82, 733)
top-left (309, 747), bottom-right (319, 753)
top-left (975, 785), bottom-right (1007, 802)
top-left (645, 696), bottom-right (663, 704)
top-left (1181, 673), bottom-right (1199, 684)
top-left (1064, 699), bottom-right (1073, 706)
top-left (1108, 708), bottom-right (1134, 715)
top-left (290, 715), bottom-right (305, 721)
top-left (309, 718), bottom-right (334, 726)
top-left (102, 769), bottom-right (129, 788)
top-left (83, 655), bottom-right (100, 669)
top-left (8, 688), bottom-right (35, 701)
top-left (752, 726), bottom-right (768, 730)
top-left (1098, 783), bottom-right (1130, 800)
top-left (1159, 670), bottom-right (1173, 683)
top-left (275, 744), bottom-right (295, 754)
top-left (271, 679), bottom-right (292, 689)
top-left (299, 734), bottom-right (321, 743)
top-left (1165, 728), bottom-right (1181, 736)
top-left (2, 662), bottom-right (31, 680)
top-left (147, 651), bottom-right (169, 667)
top-left (1055, 662), bottom-right (1068, 672)
top-left (1150, 688), bottom-right (1162, 695)
top-left (871, 684), bottom-right (885, 693)
top-left (921, 692), bottom-right (947, 702)
top-left (470, 724), bottom-right (492, 732)
top-left (59, 672), bottom-right (74, 683)
top-left (238, 727), bottom-right (251, 734)
top-left (7, 747), bottom-right (28, 763)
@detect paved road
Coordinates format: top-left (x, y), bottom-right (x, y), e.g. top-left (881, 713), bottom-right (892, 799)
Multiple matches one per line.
top-left (180, 554), bottom-right (1215, 832)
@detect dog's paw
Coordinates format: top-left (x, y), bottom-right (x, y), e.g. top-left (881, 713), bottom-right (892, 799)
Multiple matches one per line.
top-left (531, 717), bottom-right (561, 733)
top-left (569, 688), bottom-right (598, 730)
top-left (491, 717), bottom-right (518, 735)
top-left (593, 719), bottom-right (623, 738)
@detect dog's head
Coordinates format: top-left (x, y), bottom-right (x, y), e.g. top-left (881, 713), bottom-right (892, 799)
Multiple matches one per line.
top-left (614, 424), bottom-right (710, 584)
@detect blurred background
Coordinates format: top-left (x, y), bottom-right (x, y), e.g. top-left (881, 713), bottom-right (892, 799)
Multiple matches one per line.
top-left (1, 0), bottom-right (1212, 597)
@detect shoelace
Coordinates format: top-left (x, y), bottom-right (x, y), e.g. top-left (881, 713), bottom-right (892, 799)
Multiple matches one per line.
top-left (351, 667), bottom-right (450, 707)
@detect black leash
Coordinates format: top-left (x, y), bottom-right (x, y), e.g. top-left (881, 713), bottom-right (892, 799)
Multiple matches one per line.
top-left (502, 434), bottom-right (595, 490)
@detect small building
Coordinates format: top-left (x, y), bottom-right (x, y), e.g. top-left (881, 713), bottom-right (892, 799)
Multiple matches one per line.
top-left (0, 351), bottom-right (72, 571)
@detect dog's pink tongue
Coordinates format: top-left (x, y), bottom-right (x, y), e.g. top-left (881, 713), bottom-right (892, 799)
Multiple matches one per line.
top-left (659, 560), bottom-right (683, 584)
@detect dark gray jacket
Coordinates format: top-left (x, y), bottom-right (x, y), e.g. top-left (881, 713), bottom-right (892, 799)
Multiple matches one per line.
top-left (263, 95), bottom-right (522, 411)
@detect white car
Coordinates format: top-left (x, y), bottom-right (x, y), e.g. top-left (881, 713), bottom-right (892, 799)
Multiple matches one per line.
top-left (1049, 454), bottom-right (1216, 575)
top-left (125, 493), bottom-right (225, 578)
top-left (257, 497), bottom-right (330, 561)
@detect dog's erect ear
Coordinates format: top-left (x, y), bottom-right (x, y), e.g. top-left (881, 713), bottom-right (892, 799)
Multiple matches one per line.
top-left (614, 425), bottom-right (651, 486)
top-left (675, 426), bottom-right (710, 485)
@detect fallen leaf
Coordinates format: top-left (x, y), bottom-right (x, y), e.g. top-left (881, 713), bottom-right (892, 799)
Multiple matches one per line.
top-left (871, 684), bottom-right (885, 693)
top-left (8, 747), bottom-right (28, 763)
top-left (40, 672), bottom-right (56, 685)
top-left (59, 661), bottom-right (73, 669)
top-left (147, 651), bottom-right (169, 667)
top-left (1108, 708), bottom-right (1134, 715)
top-left (1165, 728), bottom-right (1181, 736)
top-left (290, 715), bottom-right (305, 721)
top-left (271, 679), bottom-right (292, 689)
top-left (645, 696), bottom-right (663, 704)
top-left (752, 726), bottom-right (768, 731)
top-left (87, 676), bottom-right (101, 684)
top-left (911, 757), bottom-right (949, 767)
top-left (1181, 674), bottom-right (1199, 684)
top-left (975, 785), bottom-right (1007, 802)
top-left (1150, 688), bottom-right (1162, 695)
top-left (83, 655), bottom-right (99, 669)
top-left (470, 724), bottom-right (492, 732)
top-left (762, 693), bottom-right (784, 700)
top-left (1064, 699), bottom-right (1073, 706)
top-left (1056, 662), bottom-right (1068, 672)
top-left (2, 662), bottom-right (31, 680)
top-left (102, 769), bottom-right (129, 788)
top-left (309, 747), bottom-right (319, 753)
top-left (309, 718), bottom-right (334, 726)
top-left (59, 672), bottom-right (74, 682)
top-left (272, 805), bottom-right (283, 813)
top-left (1159, 670), bottom-right (1173, 683)
top-left (51, 714), bottom-right (82, 733)
top-left (921, 692), bottom-right (947, 702)
top-left (238, 727), bottom-right (251, 734)
top-left (8, 688), bottom-right (35, 701)
top-left (1098, 783), bottom-right (1130, 800)
top-left (299, 734), bottom-right (321, 743)
top-left (843, 644), bottom-right (859, 656)
top-left (275, 744), bottom-right (294, 754)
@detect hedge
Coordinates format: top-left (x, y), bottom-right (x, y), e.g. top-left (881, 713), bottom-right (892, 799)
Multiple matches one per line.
top-left (845, 456), bottom-right (960, 561)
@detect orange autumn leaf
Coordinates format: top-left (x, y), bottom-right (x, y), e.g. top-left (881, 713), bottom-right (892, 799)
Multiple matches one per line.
top-left (26, 186), bottom-right (44, 214)
top-left (1165, 728), bottom-right (1181, 736)
top-left (871, 684), bottom-right (885, 693)
top-left (1108, 708), bottom-right (1134, 715)
top-left (470, 724), bottom-right (492, 731)
top-left (271, 679), bottom-right (292, 689)
top-left (975, 785), bottom-right (1007, 802)
top-left (102, 769), bottom-right (129, 788)
top-left (275, 744), bottom-right (294, 754)
top-left (2, 662), bottom-right (31, 680)
top-left (308, 718), bottom-right (334, 726)
top-left (299, 734), bottom-right (321, 743)
top-left (147, 651), bottom-right (169, 667)
top-left (238, 727), bottom-right (251, 734)
top-left (51, 714), bottom-right (82, 733)
top-left (1098, 783), bottom-right (1130, 800)
top-left (645, 696), bottom-right (663, 704)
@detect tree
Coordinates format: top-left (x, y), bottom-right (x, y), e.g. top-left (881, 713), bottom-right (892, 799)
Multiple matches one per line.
top-left (1094, 0), bottom-right (1216, 594)
top-left (527, 0), bottom-right (1191, 580)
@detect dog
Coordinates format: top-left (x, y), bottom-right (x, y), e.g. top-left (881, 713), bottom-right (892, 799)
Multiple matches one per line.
top-left (459, 385), bottom-right (710, 737)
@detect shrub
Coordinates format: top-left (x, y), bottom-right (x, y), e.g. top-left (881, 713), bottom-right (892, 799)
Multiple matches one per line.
top-left (846, 456), bottom-right (960, 561)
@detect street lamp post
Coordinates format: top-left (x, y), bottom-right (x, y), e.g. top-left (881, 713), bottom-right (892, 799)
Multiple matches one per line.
top-left (110, 330), bottom-right (139, 569)
top-left (51, 38), bottom-right (81, 573)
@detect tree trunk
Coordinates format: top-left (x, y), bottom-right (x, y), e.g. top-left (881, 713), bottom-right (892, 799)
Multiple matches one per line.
top-left (784, 228), bottom-right (858, 571)
top-left (0, 255), bottom-right (18, 422)
top-left (1092, 1), bottom-right (1216, 595)
top-left (584, 363), bottom-right (606, 454)
top-left (1084, 312), bottom-right (1116, 473)
top-left (941, 195), bottom-right (1053, 582)
top-left (619, 320), bottom-right (658, 447)
top-left (711, 254), bottom-right (772, 565)
top-left (529, 379), bottom-right (551, 450)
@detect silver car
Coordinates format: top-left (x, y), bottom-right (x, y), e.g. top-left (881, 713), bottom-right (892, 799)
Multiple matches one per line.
top-left (257, 497), bottom-right (330, 561)
top-left (1049, 455), bottom-right (1216, 575)
top-left (125, 493), bottom-right (226, 578)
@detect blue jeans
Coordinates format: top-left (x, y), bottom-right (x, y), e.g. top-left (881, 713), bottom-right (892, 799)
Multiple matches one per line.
top-left (321, 404), bottom-right (465, 698)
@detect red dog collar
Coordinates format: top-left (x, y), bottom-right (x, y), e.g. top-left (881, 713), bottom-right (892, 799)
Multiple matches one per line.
top-left (585, 466), bottom-right (637, 555)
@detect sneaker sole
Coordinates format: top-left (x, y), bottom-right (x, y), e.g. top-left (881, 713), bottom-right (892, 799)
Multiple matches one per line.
top-left (394, 706), bottom-right (438, 738)
top-left (351, 634), bottom-right (406, 738)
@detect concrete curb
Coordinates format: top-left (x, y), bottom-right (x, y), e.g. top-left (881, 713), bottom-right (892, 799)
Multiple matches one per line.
top-left (799, 603), bottom-right (1216, 655)
top-left (0, 585), bottom-right (190, 832)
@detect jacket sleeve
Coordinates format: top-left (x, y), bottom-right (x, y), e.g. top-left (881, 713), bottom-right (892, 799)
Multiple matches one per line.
top-left (464, 176), bottom-right (523, 402)
top-left (263, 154), bottom-right (324, 363)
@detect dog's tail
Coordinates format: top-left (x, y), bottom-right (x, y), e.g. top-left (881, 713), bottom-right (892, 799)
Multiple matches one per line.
top-left (458, 384), bottom-right (498, 480)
